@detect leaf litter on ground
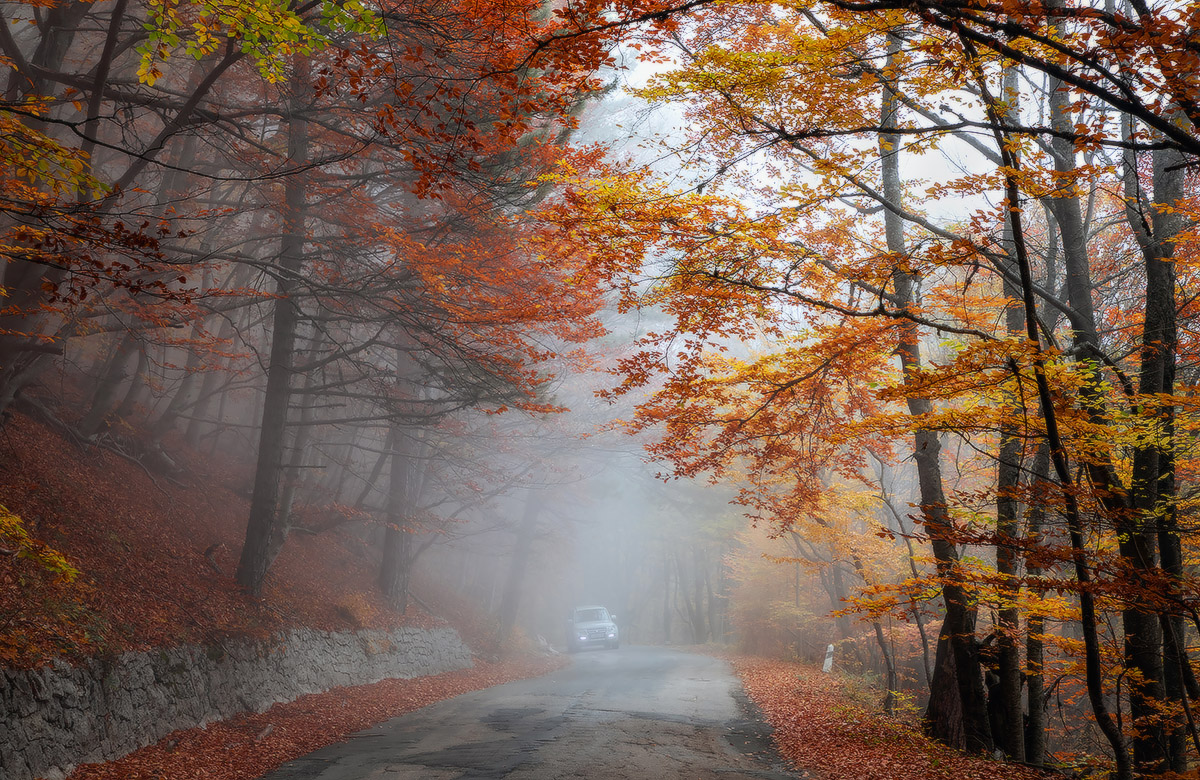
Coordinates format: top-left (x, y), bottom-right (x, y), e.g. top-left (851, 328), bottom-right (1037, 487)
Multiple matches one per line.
top-left (730, 656), bottom-right (1056, 780)
top-left (67, 654), bottom-right (567, 780)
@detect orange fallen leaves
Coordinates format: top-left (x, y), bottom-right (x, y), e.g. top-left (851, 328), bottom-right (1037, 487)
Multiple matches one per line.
top-left (0, 410), bottom-right (434, 668)
top-left (67, 654), bottom-right (568, 780)
top-left (730, 656), bottom-right (1053, 780)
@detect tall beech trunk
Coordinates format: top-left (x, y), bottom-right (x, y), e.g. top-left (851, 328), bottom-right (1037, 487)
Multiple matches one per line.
top-left (1024, 443), bottom-right (1050, 766)
top-left (1013, 153), bottom-right (1132, 780)
top-left (970, 60), bottom-right (1132, 777)
top-left (379, 427), bottom-right (414, 612)
top-left (880, 36), bottom-right (991, 752)
top-left (235, 61), bottom-right (309, 596)
top-left (272, 332), bottom-right (321, 547)
top-left (926, 627), bottom-right (964, 747)
top-left (992, 64), bottom-right (1027, 763)
top-left (993, 431), bottom-right (1024, 761)
top-left (1040, 11), bottom-right (1167, 768)
top-left (1124, 138), bottom-right (1187, 773)
top-left (1024, 199), bottom-right (1061, 768)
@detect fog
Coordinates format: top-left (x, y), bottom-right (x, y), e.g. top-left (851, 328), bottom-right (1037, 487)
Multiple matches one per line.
top-left (0, 0), bottom-right (931, 691)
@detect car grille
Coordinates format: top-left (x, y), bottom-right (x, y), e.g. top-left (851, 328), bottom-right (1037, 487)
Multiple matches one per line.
top-left (586, 628), bottom-right (608, 639)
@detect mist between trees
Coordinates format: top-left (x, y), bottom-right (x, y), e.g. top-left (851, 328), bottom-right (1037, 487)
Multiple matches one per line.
top-left (3, 0), bottom-right (1200, 777)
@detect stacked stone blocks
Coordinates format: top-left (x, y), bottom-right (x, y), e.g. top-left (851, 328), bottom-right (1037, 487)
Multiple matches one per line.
top-left (0, 626), bottom-right (473, 780)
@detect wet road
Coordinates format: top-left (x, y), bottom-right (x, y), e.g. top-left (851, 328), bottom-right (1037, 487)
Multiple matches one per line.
top-left (260, 645), bottom-right (804, 780)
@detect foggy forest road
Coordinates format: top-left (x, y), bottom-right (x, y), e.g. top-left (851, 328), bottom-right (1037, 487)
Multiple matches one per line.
top-left (259, 645), bottom-right (804, 780)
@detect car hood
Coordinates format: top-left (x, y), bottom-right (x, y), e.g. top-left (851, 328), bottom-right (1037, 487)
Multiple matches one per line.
top-left (574, 620), bottom-right (616, 630)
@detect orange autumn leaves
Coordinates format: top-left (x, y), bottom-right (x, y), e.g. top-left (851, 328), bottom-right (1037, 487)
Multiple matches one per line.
top-left (67, 655), bottom-right (568, 780)
top-left (733, 656), bottom-right (1053, 780)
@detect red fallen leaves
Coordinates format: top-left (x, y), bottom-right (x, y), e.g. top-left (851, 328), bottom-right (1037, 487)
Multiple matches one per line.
top-left (0, 409), bottom-right (430, 668)
top-left (68, 654), bottom-right (568, 780)
top-left (730, 656), bottom-right (1053, 780)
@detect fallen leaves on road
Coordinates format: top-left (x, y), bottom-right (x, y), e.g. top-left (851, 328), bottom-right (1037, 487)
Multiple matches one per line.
top-left (67, 654), bottom-right (567, 780)
top-left (731, 656), bottom-right (1052, 780)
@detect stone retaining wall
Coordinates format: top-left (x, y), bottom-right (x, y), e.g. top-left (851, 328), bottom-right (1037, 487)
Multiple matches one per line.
top-left (0, 626), bottom-right (473, 780)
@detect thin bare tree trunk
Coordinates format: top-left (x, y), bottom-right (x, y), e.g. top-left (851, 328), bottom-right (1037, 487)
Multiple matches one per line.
top-left (79, 333), bottom-right (137, 437)
top-left (495, 491), bottom-right (543, 646)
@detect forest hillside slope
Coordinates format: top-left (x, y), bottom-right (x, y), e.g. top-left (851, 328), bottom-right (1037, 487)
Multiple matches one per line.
top-left (0, 402), bottom-right (464, 669)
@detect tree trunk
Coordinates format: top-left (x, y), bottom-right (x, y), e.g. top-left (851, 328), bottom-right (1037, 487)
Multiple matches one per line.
top-left (990, 63), bottom-right (1027, 763)
top-left (850, 551), bottom-right (899, 713)
top-left (880, 36), bottom-right (990, 752)
top-left (1124, 138), bottom-right (1186, 774)
top-left (78, 332), bottom-right (137, 437)
top-left (273, 338), bottom-right (319, 540)
top-left (926, 626), bottom-right (964, 748)
top-left (379, 428), bottom-right (414, 612)
top-left (1025, 444), bottom-right (1050, 766)
top-left (355, 428), bottom-right (397, 509)
top-left (691, 543), bottom-right (709, 643)
top-left (111, 342), bottom-right (149, 422)
top-left (495, 491), bottom-right (543, 646)
top-left (875, 464), bottom-right (934, 687)
top-left (235, 60), bottom-right (309, 596)
top-left (662, 549), bottom-right (673, 643)
top-left (0, 2), bottom-right (92, 409)
top-left (150, 271), bottom-right (214, 440)
top-left (975, 69), bottom-right (1131, 775)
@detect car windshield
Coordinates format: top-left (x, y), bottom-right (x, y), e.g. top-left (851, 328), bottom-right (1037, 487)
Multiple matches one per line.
top-left (574, 608), bottom-right (608, 622)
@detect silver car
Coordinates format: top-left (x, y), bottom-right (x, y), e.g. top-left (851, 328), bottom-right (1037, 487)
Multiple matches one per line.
top-left (566, 605), bottom-right (619, 652)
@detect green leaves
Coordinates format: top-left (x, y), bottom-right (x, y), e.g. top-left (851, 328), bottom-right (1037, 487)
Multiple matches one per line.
top-left (138, 0), bottom-right (384, 85)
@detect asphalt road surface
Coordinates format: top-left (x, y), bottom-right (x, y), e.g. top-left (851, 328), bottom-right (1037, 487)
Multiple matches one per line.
top-left (260, 645), bottom-right (805, 780)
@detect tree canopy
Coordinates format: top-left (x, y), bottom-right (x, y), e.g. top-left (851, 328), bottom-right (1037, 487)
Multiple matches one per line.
top-left (6, 0), bottom-right (1200, 776)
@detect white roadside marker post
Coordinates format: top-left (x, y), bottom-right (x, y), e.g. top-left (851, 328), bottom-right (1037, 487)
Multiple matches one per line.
top-left (822, 643), bottom-right (835, 673)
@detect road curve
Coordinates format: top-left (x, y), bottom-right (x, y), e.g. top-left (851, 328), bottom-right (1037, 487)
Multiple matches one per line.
top-left (260, 645), bottom-right (805, 780)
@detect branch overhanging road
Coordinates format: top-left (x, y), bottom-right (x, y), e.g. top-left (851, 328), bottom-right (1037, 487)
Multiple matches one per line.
top-left (261, 645), bottom-right (806, 780)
